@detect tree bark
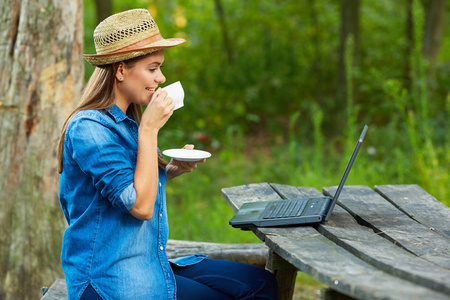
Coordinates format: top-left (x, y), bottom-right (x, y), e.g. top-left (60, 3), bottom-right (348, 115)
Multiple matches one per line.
top-left (94, 0), bottom-right (112, 25)
top-left (0, 0), bottom-right (84, 299)
top-left (337, 0), bottom-right (360, 102)
top-left (214, 0), bottom-right (234, 64)
top-left (422, 0), bottom-right (445, 82)
top-left (403, 0), bottom-right (414, 91)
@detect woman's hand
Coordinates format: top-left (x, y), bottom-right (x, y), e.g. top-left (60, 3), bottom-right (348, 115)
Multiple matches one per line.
top-left (140, 88), bottom-right (175, 133)
top-left (166, 144), bottom-right (206, 181)
top-left (131, 89), bottom-right (174, 220)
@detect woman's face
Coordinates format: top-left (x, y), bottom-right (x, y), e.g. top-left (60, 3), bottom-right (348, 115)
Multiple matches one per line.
top-left (116, 50), bottom-right (166, 107)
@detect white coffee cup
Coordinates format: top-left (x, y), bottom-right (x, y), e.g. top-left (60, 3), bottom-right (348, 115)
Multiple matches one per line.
top-left (162, 81), bottom-right (184, 110)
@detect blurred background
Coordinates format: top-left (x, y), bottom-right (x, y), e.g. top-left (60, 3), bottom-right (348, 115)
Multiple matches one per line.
top-left (1, 0), bottom-right (448, 299)
top-left (87, 1), bottom-right (448, 297)
top-left (81, 0), bottom-right (449, 240)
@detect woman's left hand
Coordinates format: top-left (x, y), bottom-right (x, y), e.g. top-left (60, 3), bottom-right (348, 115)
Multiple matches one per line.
top-left (166, 144), bottom-right (206, 181)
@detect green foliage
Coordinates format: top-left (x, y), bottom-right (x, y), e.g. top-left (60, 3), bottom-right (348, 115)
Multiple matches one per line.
top-left (80, 2), bottom-right (449, 297)
top-left (82, 0), bottom-right (449, 242)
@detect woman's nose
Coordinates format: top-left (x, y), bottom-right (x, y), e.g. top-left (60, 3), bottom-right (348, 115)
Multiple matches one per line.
top-left (156, 70), bottom-right (166, 84)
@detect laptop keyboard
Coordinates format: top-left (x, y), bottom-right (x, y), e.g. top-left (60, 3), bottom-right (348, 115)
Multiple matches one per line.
top-left (261, 198), bottom-right (310, 219)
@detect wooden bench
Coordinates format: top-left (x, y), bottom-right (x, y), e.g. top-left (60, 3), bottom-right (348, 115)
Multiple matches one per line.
top-left (41, 240), bottom-right (268, 299)
top-left (221, 183), bottom-right (450, 300)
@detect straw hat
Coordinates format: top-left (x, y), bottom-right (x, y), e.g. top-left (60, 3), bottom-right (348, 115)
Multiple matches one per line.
top-left (84, 9), bottom-right (186, 66)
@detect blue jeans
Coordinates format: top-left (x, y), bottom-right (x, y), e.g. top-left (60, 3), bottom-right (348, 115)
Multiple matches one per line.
top-left (81, 259), bottom-right (279, 299)
top-left (173, 259), bottom-right (279, 300)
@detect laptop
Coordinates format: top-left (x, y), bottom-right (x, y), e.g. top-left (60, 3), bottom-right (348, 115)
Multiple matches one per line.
top-left (229, 125), bottom-right (368, 229)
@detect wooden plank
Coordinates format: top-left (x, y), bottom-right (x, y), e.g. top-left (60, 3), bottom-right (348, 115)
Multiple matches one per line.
top-left (166, 239), bottom-right (268, 268)
top-left (266, 250), bottom-right (298, 300)
top-left (275, 184), bottom-right (450, 294)
top-left (263, 226), bottom-right (449, 300)
top-left (319, 205), bottom-right (450, 294)
top-left (41, 279), bottom-right (67, 300)
top-left (271, 183), bottom-right (324, 199)
top-left (221, 183), bottom-right (283, 211)
top-left (249, 184), bottom-right (449, 299)
top-left (323, 185), bottom-right (450, 268)
top-left (223, 183), bottom-right (450, 299)
top-left (222, 183), bottom-right (297, 300)
top-left (374, 184), bottom-right (450, 238)
top-left (222, 183), bottom-right (286, 242)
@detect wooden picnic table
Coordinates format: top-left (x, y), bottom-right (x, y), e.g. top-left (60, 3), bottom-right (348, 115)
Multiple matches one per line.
top-left (222, 183), bottom-right (450, 300)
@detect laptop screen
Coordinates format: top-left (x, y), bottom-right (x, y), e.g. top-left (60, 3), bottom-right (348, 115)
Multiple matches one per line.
top-left (324, 125), bottom-right (368, 221)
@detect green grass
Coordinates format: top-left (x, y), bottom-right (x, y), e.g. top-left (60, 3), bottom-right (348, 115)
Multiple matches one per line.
top-left (164, 125), bottom-right (448, 299)
top-left (163, 6), bottom-right (449, 300)
top-left (165, 122), bottom-right (449, 244)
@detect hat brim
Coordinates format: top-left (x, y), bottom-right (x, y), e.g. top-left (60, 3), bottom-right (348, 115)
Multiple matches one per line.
top-left (84, 38), bottom-right (186, 66)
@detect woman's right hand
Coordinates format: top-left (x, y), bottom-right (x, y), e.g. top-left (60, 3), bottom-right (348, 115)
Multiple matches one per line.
top-left (140, 88), bottom-right (175, 132)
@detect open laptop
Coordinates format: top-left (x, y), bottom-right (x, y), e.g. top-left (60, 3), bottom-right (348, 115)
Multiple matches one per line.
top-left (229, 125), bottom-right (368, 229)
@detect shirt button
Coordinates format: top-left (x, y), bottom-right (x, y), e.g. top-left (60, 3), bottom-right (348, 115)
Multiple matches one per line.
top-left (160, 213), bottom-right (163, 217)
top-left (159, 183), bottom-right (162, 187)
top-left (160, 246), bottom-right (164, 251)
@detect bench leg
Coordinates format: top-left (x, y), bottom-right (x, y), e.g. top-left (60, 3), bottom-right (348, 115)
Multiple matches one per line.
top-left (266, 250), bottom-right (298, 300)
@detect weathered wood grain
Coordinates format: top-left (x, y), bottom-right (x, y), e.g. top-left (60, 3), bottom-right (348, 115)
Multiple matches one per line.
top-left (222, 183), bottom-right (298, 300)
top-left (222, 183), bottom-right (283, 211)
top-left (41, 240), bottom-right (269, 299)
top-left (319, 204), bottom-right (450, 294)
top-left (374, 184), bottom-right (450, 238)
top-left (223, 183), bottom-right (450, 299)
top-left (166, 239), bottom-right (268, 268)
top-left (275, 184), bottom-right (450, 295)
top-left (323, 186), bottom-right (450, 268)
top-left (263, 225), bottom-right (449, 300)
top-left (266, 250), bottom-right (298, 300)
top-left (41, 279), bottom-right (67, 300)
top-left (1, 1), bottom-right (83, 299)
top-left (271, 183), bottom-right (324, 199)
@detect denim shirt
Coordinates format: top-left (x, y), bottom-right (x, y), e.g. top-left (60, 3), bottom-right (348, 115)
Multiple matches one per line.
top-left (59, 105), bottom-right (206, 300)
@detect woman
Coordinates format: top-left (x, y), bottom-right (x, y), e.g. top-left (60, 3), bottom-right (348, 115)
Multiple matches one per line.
top-left (57, 8), bottom-right (278, 300)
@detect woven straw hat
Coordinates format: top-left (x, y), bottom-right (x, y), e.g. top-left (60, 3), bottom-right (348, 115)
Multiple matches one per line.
top-left (84, 9), bottom-right (186, 66)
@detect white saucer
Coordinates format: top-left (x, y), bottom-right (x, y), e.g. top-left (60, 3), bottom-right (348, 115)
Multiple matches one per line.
top-left (162, 149), bottom-right (211, 161)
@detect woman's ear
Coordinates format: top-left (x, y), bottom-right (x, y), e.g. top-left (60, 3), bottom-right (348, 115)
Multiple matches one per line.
top-left (115, 62), bottom-right (125, 81)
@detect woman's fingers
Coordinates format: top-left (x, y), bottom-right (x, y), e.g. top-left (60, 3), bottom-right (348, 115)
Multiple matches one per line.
top-left (141, 89), bottom-right (177, 130)
top-left (182, 144), bottom-right (194, 150)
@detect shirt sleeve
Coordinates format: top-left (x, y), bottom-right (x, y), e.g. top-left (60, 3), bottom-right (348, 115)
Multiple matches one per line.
top-left (119, 183), bottom-right (137, 211)
top-left (66, 115), bottom-right (136, 212)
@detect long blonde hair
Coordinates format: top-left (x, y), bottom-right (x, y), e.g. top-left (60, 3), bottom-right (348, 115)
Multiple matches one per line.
top-left (57, 58), bottom-right (167, 173)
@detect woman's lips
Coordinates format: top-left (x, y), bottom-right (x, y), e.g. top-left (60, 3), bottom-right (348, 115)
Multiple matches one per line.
top-left (146, 87), bottom-right (157, 94)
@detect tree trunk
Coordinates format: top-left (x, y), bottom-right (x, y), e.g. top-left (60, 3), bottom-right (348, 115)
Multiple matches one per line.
top-left (214, 0), bottom-right (234, 64)
top-left (422, 0), bottom-right (445, 82)
top-left (94, 0), bottom-right (112, 25)
top-left (0, 0), bottom-right (84, 299)
top-left (337, 0), bottom-right (360, 102)
top-left (403, 0), bottom-right (414, 91)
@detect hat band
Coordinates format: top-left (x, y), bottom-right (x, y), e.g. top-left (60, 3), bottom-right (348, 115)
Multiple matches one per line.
top-left (108, 33), bottom-right (163, 54)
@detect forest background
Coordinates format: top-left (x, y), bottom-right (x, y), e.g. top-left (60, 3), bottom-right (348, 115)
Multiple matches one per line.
top-left (0, 0), bottom-right (449, 299)
top-left (85, 0), bottom-right (449, 240)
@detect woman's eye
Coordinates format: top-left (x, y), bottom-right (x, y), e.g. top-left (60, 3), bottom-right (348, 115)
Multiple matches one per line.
top-left (149, 66), bottom-right (163, 72)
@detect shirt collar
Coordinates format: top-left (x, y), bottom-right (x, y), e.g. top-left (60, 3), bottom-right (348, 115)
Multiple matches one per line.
top-left (106, 104), bottom-right (129, 123)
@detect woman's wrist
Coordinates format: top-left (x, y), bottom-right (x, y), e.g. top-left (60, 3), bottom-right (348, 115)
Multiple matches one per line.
top-left (138, 124), bottom-right (159, 137)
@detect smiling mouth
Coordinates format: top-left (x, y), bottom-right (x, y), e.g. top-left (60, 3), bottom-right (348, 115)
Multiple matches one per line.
top-left (146, 87), bottom-right (157, 92)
